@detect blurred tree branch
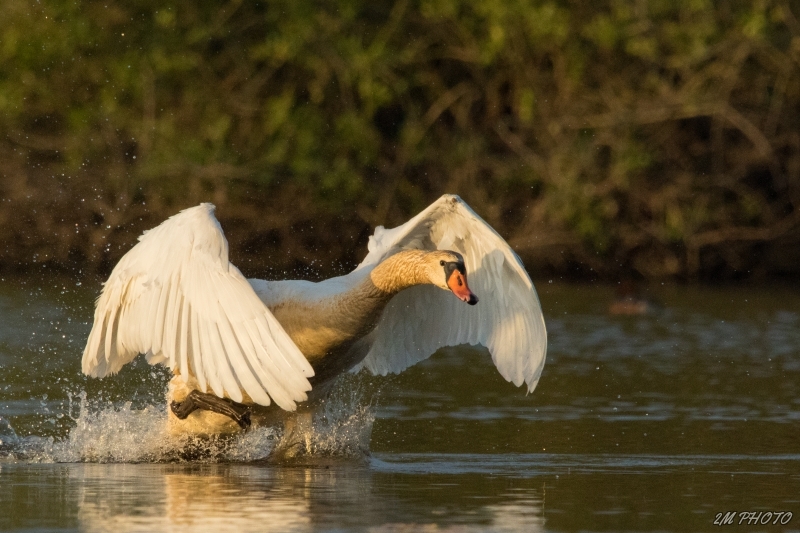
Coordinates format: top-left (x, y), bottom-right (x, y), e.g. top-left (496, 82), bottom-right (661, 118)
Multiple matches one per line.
top-left (1, 0), bottom-right (799, 280)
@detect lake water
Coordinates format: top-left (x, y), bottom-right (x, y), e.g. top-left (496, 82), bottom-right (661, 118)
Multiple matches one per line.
top-left (1, 276), bottom-right (799, 532)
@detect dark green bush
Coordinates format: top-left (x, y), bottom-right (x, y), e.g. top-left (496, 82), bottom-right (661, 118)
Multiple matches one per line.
top-left (1, 0), bottom-right (799, 279)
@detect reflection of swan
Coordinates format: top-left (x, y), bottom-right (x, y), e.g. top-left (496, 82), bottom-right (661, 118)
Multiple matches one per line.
top-left (162, 469), bottom-right (311, 532)
top-left (73, 465), bottom-right (312, 533)
top-left (81, 195), bottom-right (546, 442)
top-left (70, 463), bottom-right (544, 533)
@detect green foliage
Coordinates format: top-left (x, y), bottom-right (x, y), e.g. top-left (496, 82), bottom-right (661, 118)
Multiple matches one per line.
top-left (1, 0), bottom-right (799, 279)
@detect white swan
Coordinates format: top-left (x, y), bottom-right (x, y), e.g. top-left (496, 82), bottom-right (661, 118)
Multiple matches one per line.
top-left (81, 194), bottom-right (547, 442)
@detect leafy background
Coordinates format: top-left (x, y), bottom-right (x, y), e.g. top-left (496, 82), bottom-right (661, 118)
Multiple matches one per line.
top-left (1, 0), bottom-right (799, 280)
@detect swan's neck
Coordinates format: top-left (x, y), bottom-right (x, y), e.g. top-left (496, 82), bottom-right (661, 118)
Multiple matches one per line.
top-left (264, 250), bottom-right (436, 378)
top-left (367, 250), bottom-right (432, 296)
top-left (298, 250), bottom-right (434, 380)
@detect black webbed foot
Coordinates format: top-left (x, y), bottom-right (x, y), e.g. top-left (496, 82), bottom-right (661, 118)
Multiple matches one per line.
top-left (170, 390), bottom-right (252, 429)
top-left (170, 398), bottom-right (197, 420)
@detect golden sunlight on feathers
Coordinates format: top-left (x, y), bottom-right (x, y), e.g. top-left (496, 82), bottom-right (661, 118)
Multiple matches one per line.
top-left (82, 194), bottom-right (547, 430)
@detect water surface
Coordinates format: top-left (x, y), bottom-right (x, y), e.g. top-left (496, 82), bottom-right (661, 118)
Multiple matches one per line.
top-left (1, 277), bottom-right (799, 531)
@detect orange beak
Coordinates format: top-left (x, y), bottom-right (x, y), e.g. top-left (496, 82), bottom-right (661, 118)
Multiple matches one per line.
top-left (447, 269), bottom-right (479, 305)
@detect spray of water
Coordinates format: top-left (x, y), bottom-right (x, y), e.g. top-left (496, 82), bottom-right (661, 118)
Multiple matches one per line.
top-left (0, 415), bottom-right (19, 453)
top-left (304, 375), bottom-right (377, 458)
top-left (0, 374), bottom-right (379, 464)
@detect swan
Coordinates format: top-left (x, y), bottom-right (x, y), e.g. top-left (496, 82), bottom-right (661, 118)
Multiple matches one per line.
top-left (81, 194), bottom-right (547, 447)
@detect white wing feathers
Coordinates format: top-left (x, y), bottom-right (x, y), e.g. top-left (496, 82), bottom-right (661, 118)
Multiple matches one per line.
top-left (356, 194), bottom-right (547, 392)
top-left (81, 203), bottom-right (314, 410)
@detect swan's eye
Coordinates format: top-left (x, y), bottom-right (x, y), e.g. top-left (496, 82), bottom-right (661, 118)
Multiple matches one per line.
top-left (439, 260), bottom-right (445, 266)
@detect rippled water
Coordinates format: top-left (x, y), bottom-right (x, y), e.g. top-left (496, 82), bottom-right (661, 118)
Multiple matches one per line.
top-left (1, 276), bottom-right (799, 531)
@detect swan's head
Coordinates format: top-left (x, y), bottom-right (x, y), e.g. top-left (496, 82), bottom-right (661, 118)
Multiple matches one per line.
top-left (425, 251), bottom-right (479, 305)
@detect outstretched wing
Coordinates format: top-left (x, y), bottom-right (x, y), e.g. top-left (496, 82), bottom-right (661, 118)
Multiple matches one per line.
top-left (81, 204), bottom-right (314, 410)
top-left (355, 194), bottom-right (547, 392)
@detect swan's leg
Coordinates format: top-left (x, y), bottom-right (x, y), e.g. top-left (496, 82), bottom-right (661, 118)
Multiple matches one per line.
top-left (272, 409), bottom-right (314, 459)
top-left (170, 390), bottom-right (251, 429)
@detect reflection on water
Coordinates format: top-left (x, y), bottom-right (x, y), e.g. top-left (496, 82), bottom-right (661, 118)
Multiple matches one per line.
top-left (75, 466), bottom-right (315, 533)
top-left (1, 462), bottom-right (545, 532)
top-left (4, 453), bottom-right (800, 532)
top-left (1, 278), bottom-right (800, 531)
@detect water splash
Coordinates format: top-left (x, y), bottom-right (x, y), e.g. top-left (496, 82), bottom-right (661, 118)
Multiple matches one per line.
top-left (0, 375), bottom-right (378, 464)
top-left (305, 375), bottom-right (377, 458)
top-left (0, 415), bottom-right (19, 453)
